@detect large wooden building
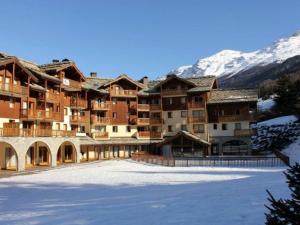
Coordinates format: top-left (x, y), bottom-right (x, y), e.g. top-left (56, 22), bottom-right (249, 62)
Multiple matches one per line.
top-left (0, 52), bottom-right (258, 171)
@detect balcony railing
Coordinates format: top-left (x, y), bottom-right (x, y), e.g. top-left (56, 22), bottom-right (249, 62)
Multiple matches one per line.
top-left (70, 115), bottom-right (89, 123)
top-left (0, 83), bottom-right (28, 96)
top-left (218, 114), bottom-right (254, 122)
top-left (234, 129), bottom-right (255, 137)
top-left (137, 131), bottom-right (162, 139)
top-left (111, 89), bottom-right (137, 97)
top-left (137, 104), bottom-right (150, 111)
top-left (91, 102), bottom-right (110, 110)
top-left (188, 117), bottom-right (206, 123)
top-left (0, 128), bottom-right (76, 137)
top-left (91, 116), bottom-right (110, 124)
top-left (92, 131), bottom-right (109, 139)
top-left (161, 89), bottom-right (187, 96)
top-left (45, 111), bottom-right (61, 121)
top-left (46, 91), bottom-right (60, 102)
top-left (62, 78), bottom-right (81, 89)
top-left (137, 118), bottom-right (150, 125)
top-left (188, 102), bottom-right (205, 108)
top-left (20, 109), bottom-right (45, 120)
top-left (70, 98), bottom-right (87, 108)
top-left (150, 118), bottom-right (162, 124)
top-left (149, 104), bottom-right (161, 111)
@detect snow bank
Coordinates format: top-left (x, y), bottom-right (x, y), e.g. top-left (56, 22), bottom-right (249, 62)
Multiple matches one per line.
top-left (257, 98), bottom-right (275, 112)
top-left (283, 138), bottom-right (300, 165)
top-left (257, 115), bottom-right (298, 126)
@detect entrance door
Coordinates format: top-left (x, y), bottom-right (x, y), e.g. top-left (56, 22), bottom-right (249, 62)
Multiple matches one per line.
top-left (211, 144), bottom-right (219, 156)
top-left (38, 147), bottom-right (49, 165)
top-left (113, 146), bottom-right (119, 158)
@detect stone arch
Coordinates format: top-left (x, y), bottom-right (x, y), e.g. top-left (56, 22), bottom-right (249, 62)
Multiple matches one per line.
top-left (56, 141), bottom-right (77, 165)
top-left (0, 141), bottom-right (19, 171)
top-left (222, 139), bottom-right (249, 155)
top-left (25, 141), bottom-right (52, 169)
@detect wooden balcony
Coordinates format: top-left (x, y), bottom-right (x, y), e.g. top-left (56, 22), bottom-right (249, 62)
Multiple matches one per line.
top-left (188, 102), bottom-right (205, 108)
top-left (46, 91), bottom-right (60, 102)
top-left (234, 129), bottom-right (256, 137)
top-left (0, 128), bottom-right (76, 137)
top-left (70, 115), bottom-right (89, 124)
top-left (45, 111), bottom-right (61, 121)
top-left (91, 102), bottom-right (110, 110)
top-left (0, 83), bottom-right (27, 96)
top-left (218, 114), bottom-right (255, 122)
top-left (20, 109), bottom-right (45, 120)
top-left (188, 117), bottom-right (206, 123)
top-left (149, 104), bottom-right (161, 111)
top-left (137, 104), bottom-right (150, 111)
top-left (161, 89), bottom-right (187, 96)
top-left (137, 118), bottom-right (150, 125)
top-left (62, 78), bottom-right (81, 89)
top-left (92, 131), bottom-right (109, 139)
top-left (110, 89), bottom-right (137, 97)
top-left (150, 118), bottom-right (162, 124)
top-left (129, 115), bottom-right (137, 125)
top-left (91, 116), bottom-right (110, 125)
top-left (70, 98), bottom-right (87, 108)
top-left (137, 131), bottom-right (162, 139)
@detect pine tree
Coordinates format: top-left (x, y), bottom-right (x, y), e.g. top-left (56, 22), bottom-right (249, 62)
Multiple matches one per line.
top-left (265, 164), bottom-right (300, 225)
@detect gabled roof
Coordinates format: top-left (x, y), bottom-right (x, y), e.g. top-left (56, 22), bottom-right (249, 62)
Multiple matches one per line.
top-left (208, 89), bottom-right (258, 104)
top-left (101, 74), bottom-right (145, 89)
top-left (154, 74), bottom-right (197, 89)
top-left (157, 130), bottom-right (210, 147)
top-left (39, 60), bottom-right (86, 81)
top-left (186, 76), bottom-right (217, 92)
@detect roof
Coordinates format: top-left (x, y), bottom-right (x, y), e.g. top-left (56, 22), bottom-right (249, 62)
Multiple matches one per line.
top-left (208, 89), bottom-right (258, 104)
top-left (154, 74), bottom-right (197, 89)
top-left (186, 76), bottom-right (217, 92)
top-left (101, 74), bottom-right (145, 89)
top-left (157, 130), bottom-right (210, 147)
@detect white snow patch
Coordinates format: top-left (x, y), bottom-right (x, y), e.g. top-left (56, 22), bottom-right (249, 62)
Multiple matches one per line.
top-left (258, 98), bottom-right (276, 112)
top-left (0, 160), bottom-right (288, 225)
top-left (283, 137), bottom-right (300, 165)
top-left (257, 115), bottom-right (298, 126)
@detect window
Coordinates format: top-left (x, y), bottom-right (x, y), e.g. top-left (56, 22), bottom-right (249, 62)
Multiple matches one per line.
top-left (56, 123), bottom-right (60, 130)
top-left (168, 112), bottom-right (172, 118)
top-left (180, 97), bottom-right (186, 104)
top-left (235, 123), bottom-right (241, 130)
top-left (168, 125), bottom-right (173, 132)
top-left (222, 123), bottom-right (228, 130)
top-left (113, 126), bottom-right (118, 132)
top-left (192, 110), bottom-right (204, 117)
top-left (64, 108), bottom-right (68, 115)
top-left (63, 124), bottom-right (67, 130)
top-left (112, 98), bottom-right (117, 104)
top-left (181, 124), bottom-right (187, 131)
top-left (113, 112), bottom-right (117, 119)
top-left (213, 124), bottom-right (218, 130)
top-left (126, 126), bottom-right (131, 132)
top-left (193, 124), bottom-right (204, 133)
top-left (9, 98), bottom-right (14, 108)
top-left (167, 98), bottom-right (173, 105)
top-left (181, 111), bottom-right (187, 118)
top-left (80, 126), bottom-right (85, 133)
top-left (194, 96), bottom-right (203, 103)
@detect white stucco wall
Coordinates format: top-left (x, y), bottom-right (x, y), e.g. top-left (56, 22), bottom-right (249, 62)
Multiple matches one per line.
top-left (209, 121), bottom-right (250, 137)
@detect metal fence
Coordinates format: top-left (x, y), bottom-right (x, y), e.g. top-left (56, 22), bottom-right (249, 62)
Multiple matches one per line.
top-left (131, 153), bottom-right (286, 168)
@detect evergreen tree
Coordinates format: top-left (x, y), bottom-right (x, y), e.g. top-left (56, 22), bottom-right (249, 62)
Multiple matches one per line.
top-left (265, 164), bottom-right (300, 225)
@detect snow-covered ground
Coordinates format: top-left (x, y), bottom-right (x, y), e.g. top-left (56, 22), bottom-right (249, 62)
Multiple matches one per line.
top-left (257, 98), bottom-right (275, 112)
top-left (283, 137), bottom-right (300, 165)
top-left (0, 160), bottom-right (288, 225)
top-left (257, 115), bottom-right (298, 126)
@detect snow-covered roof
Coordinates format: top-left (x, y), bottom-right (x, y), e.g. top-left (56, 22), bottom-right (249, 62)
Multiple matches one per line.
top-left (208, 89), bottom-right (258, 104)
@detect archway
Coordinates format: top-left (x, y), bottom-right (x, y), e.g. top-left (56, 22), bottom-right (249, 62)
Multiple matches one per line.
top-left (57, 141), bottom-right (77, 165)
top-left (222, 140), bottom-right (248, 155)
top-left (25, 141), bottom-right (51, 169)
top-left (0, 142), bottom-right (18, 171)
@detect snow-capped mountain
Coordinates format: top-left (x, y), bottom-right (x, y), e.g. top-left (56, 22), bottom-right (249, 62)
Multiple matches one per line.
top-left (169, 31), bottom-right (300, 78)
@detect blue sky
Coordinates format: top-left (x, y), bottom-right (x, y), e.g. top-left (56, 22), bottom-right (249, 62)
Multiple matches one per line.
top-left (1, 0), bottom-right (300, 79)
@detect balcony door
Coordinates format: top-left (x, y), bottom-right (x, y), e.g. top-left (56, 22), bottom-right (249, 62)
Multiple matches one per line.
top-left (4, 77), bottom-right (10, 91)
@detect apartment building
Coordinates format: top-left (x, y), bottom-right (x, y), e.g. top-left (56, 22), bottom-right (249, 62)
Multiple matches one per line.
top-left (0, 52), bottom-right (258, 171)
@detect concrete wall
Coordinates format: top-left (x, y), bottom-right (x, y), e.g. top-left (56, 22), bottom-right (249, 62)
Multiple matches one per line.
top-left (208, 121), bottom-right (250, 137)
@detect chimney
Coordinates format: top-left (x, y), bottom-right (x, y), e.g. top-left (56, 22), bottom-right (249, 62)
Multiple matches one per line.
top-left (90, 72), bottom-right (97, 78)
top-left (142, 76), bottom-right (149, 86)
top-left (52, 59), bottom-right (59, 63)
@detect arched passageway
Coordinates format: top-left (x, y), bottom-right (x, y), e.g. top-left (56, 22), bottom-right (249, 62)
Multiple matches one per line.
top-left (57, 141), bottom-right (77, 164)
top-left (0, 142), bottom-right (18, 171)
top-left (25, 141), bottom-right (51, 169)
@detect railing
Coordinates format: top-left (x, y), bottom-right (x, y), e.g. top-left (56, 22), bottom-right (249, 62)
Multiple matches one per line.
top-left (137, 118), bottom-right (150, 125)
top-left (44, 111), bottom-right (61, 121)
top-left (62, 78), bottom-right (81, 89)
top-left (150, 118), bottom-right (162, 124)
top-left (137, 104), bottom-right (150, 111)
top-left (70, 98), bottom-right (87, 108)
top-left (46, 92), bottom-right (60, 102)
top-left (91, 116), bottom-right (110, 124)
top-left (111, 89), bottom-right (137, 97)
top-left (149, 104), bottom-right (161, 110)
top-left (70, 115), bottom-right (89, 123)
top-left (188, 102), bottom-right (205, 108)
top-left (131, 153), bottom-right (286, 167)
top-left (0, 83), bottom-right (28, 96)
top-left (218, 114), bottom-right (254, 122)
top-left (137, 131), bottom-right (162, 139)
top-left (234, 129), bottom-right (255, 136)
top-left (188, 117), bottom-right (206, 123)
top-left (20, 109), bottom-right (45, 120)
top-left (92, 131), bottom-right (109, 139)
top-left (91, 102), bottom-right (110, 110)
top-left (161, 89), bottom-right (187, 96)
top-left (0, 128), bottom-right (76, 137)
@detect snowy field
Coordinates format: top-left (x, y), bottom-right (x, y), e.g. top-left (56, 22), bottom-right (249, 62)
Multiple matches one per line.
top-left (0, 160), bottom-right (289, 225)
